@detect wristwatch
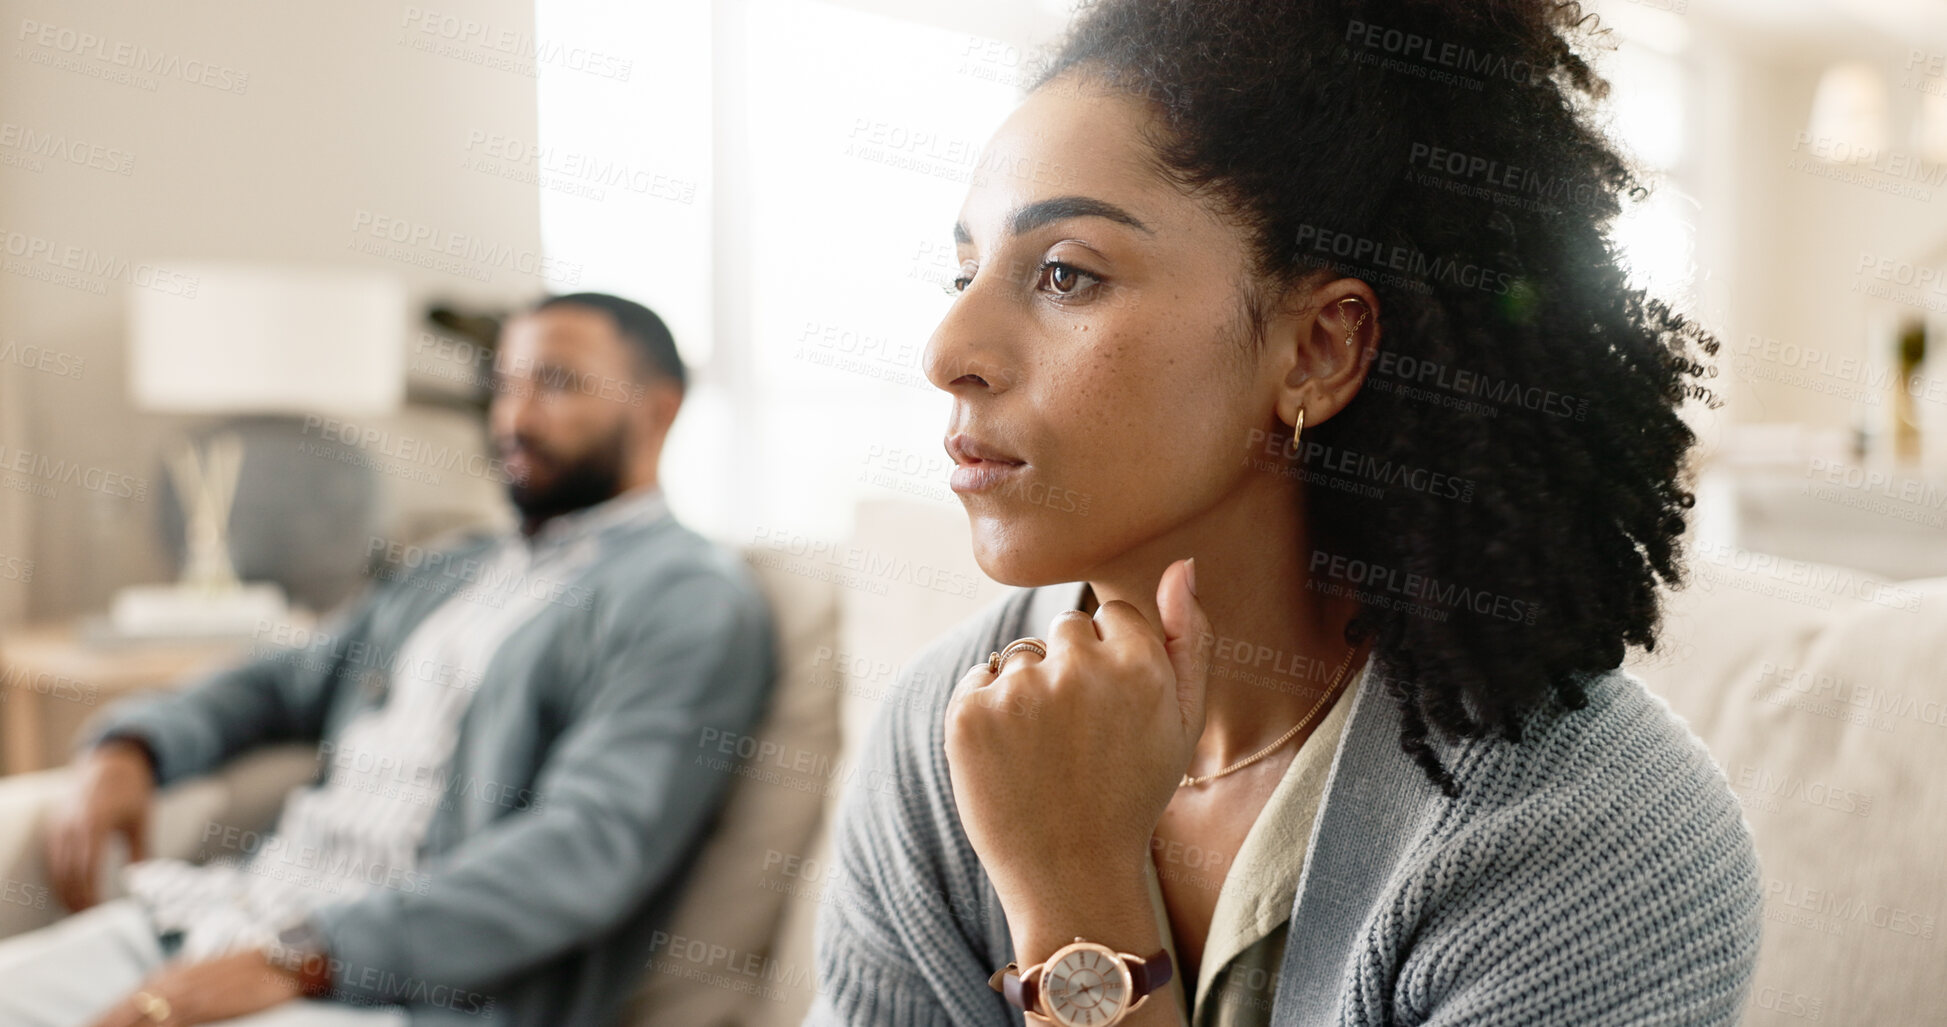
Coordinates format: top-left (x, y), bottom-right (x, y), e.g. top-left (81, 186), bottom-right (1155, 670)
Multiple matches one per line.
top-left (990, 938), bottom-right (1174, 1026)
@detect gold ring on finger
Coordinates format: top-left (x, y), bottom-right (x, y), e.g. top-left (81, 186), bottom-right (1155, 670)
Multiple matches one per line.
top-left (986, 637), bottom-right (1048, 674)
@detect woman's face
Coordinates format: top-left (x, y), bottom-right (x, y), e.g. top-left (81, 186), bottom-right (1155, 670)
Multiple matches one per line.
top-left (927, 75), bottom-right (1292, 587)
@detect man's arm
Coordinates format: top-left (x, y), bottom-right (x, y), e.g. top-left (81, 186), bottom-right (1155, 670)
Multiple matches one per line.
top-left (47, 589), bottom-right (387, 910)
top-left (78, 594), bottom-right (383, 786)
top-left (306, 568), bottom-right (775, 1002)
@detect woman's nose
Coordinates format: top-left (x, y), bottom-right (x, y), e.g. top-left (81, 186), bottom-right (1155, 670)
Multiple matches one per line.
top-left (923, 282), bottom-right (1014, 396)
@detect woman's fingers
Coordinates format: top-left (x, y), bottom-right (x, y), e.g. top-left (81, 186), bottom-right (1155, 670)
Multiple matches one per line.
top-left (1089, 597), bottom-right (1154, 647)
top-left (1048, 608), bottom-right (1099, 650)
top-left (950, 662), bottom-right (996, 704)
top-left (1157, 557), bottom-right (1212, 733)
top-left (942, 567), bottom-right (1222, 922)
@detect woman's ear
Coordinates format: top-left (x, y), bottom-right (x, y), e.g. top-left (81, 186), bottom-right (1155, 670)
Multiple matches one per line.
top-left (1267, 278), bottom-right (1380, 432)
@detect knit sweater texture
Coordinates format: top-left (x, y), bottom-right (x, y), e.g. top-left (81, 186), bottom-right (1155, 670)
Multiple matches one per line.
top-left (806, 585), bottom-right (1764, 1026)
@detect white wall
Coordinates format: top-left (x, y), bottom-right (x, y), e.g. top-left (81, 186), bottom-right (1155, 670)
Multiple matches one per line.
top-left (1660, 4), bottom-right (1947, 448)
top-left (0, 0), bottom-right (546, 621)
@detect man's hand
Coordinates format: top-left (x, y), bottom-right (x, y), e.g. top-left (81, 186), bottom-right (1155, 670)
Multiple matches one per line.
top-left (44, 739), bottom-right (156, 911)
top-left (85, 950), bottom-right (304, 1027)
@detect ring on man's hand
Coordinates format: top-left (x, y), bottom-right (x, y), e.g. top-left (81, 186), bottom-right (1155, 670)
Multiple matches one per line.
top-left (986, 637), bottom-right (1048, 674)
top-left (132, 990), bottom-right (172, 1024)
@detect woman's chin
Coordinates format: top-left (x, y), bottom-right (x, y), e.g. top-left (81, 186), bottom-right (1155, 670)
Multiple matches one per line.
top-left (965, 517), bottom-right (1086, 589)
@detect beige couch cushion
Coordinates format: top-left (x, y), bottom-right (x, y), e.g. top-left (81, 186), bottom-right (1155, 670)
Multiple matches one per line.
top-left (740, 498), bottom-right (1006, 1027)
top-left (624, 546), bottom-right (841, 1026)
top-left (1627, 545), bottom-right (1947, 1026)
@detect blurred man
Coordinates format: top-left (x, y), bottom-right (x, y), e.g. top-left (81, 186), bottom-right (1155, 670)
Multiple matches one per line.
top-left (1, 294), bottom-right (775, 1026)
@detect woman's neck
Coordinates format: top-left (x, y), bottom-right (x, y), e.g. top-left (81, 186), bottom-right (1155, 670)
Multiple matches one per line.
top-left (1083, 485), bottom-right (1363, 770)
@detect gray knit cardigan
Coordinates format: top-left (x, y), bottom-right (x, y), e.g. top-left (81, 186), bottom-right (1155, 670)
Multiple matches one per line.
top-left (806, 584), bottom-right (1763, 1026)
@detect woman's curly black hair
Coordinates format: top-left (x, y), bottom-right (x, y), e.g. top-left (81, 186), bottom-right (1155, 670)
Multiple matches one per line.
top-left (1033, 0), bottom-right (1720, 797)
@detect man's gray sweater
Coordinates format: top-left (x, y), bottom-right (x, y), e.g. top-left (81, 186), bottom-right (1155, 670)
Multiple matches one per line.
top-left (87, 504), bottom-right (776, 1027)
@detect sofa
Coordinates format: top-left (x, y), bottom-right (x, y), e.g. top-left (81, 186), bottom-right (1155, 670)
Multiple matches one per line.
top-left (0, 498), bottom-right (1002, 1026)
top-left (1621, 541), bottom-right (1947, 1026)
top-left (0, 498), bottom-right (1940, 1025)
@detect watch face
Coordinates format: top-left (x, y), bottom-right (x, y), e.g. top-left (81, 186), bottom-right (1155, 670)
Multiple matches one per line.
top-left (1041, 942), bottom-right (1133, 1027)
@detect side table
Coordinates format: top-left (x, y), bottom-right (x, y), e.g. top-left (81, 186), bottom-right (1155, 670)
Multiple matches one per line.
top-left (0, 625), bottom-right (255, 776)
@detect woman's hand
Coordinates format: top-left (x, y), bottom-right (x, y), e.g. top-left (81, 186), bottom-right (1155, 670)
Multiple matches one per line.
top-left (943, 558), bottom-right (1209, 951)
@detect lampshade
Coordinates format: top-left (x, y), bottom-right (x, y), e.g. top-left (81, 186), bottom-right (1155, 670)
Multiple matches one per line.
top-left (129, 264), bottom-right (407, 416)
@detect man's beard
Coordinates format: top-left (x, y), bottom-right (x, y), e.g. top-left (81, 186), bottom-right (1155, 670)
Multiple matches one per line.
top-left (502, 422), bottom-right (630, 526)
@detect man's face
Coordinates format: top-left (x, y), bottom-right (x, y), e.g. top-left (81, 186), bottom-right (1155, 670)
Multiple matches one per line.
top-left (488, 305), bottom-right (646, 523)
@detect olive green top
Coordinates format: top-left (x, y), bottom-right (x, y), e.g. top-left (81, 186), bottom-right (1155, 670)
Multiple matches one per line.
top-left (1144, 663), bottom-right (1367, 1027)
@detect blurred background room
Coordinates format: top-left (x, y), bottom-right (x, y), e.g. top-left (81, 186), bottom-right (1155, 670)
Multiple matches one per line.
top-left (0, 0), bottom-right (1943, 1024)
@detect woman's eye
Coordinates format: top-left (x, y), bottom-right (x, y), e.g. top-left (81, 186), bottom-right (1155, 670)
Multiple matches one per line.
top-left (947, 260), bottom-right (1100, 299)
top-left (1037, 261), bottom-right (1098, 298)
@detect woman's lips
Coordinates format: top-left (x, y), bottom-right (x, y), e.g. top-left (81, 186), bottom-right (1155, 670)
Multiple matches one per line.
top-left (944, 433), bottom-right (1026, 494)
top-left (950, 460), bottom-right (1026, 494)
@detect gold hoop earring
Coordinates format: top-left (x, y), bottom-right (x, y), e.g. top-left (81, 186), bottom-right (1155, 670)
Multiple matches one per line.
top-left (1337, 298), bottom-right (1369, 347)
top-left (1285, 407), bottom-right (1306, 458)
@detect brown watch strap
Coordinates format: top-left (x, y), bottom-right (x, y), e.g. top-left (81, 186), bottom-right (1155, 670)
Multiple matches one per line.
top-left (291, 950), bottom-right (333, 998)
top-left (1004, 963), bottom-right (1038, 1016)
top-left (1131, 947), bottom-right (1174, 996)
top-left (994, 948), bottom-right (1174, 1017)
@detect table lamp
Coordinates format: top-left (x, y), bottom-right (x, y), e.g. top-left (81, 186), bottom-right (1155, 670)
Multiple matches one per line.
top-left (115, 265), bottom-right (406, 638)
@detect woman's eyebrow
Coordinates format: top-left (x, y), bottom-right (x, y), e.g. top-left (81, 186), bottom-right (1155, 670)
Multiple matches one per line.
top-left (952, 195), bottom-right (1155, 245)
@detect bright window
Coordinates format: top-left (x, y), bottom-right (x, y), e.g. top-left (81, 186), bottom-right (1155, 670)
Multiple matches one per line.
top-left (537, 0), bottom-right (1034, 541)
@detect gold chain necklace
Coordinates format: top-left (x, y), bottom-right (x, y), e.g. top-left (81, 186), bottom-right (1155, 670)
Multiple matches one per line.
top-left (1178, 639), bottom-right (1365, 788)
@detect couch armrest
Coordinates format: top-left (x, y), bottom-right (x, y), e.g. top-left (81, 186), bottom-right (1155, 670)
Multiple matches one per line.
top-left (0, 743), bottom-right (316, 941)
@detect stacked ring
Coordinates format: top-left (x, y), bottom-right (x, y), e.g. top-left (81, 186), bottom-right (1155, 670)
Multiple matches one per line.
top-left (986, 637), bottom-right (1048, 674)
